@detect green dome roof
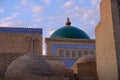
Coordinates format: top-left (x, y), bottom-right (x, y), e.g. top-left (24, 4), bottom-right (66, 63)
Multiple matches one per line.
top-left (50, 26), bottom-right (90, 39)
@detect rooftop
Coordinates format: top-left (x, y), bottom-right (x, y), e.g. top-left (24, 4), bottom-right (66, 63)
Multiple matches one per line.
top-left (0, 27), bottom-right (42, 34)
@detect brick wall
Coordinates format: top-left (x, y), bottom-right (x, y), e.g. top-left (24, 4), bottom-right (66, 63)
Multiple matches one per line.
top-left (0, 33), bottom-right (42, 54)
top-left (95, 0), bottom-right (120, 80)
top-left (77, 62), bottom-right (97, 79)
top-left (0, 32), bottom-right (42, 78)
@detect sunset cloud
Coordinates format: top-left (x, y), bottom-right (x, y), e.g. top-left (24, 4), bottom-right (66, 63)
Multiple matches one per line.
top-left (41, 0), bottom-right (51, 4)
top-left (90, 20), bottom-right (96, 25)
top-left (0, 12), bottom-right (20, 27)
top-left (33, 18), bottom-right (43, 22)
top-left (32, 6), bottom-right (43, 13)
top-left (0, 20), bottom-right (23, 27)
top-left (20, 0), bottom-right (28, 6)
top-left (0, 21), bottom-right (13, 27)
top-left (62, 1), bottom-right (72, 8)
top-left (0, 12), bottom-right (19, 23)
top-left (91, 0), bottom-right (101, 5)
top-left (48, 29), bottom-right (55, 35)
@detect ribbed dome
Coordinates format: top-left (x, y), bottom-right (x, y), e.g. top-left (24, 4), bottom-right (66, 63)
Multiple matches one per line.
top-left (4, 53), bottom-right (66, 80)
top-left (72, 55), bottom-right (97, 75)
top-left (4, 53), bottom-right (53, 80)
top-left (50, 26), bottom-right (90, 39)
top-left (75, 55), bottom-right (96, 64)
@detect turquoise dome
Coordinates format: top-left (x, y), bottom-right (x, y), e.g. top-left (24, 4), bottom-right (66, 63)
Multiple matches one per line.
top-left (50, 18), bottom-right (90, 39)
top-left (50, 26), bottom-right (90, 39)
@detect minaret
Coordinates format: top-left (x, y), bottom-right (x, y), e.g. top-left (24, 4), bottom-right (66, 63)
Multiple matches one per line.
top-left (96, 0), bottom-right (120, 80)
top-left (65, 17), bottom-right (71, 26)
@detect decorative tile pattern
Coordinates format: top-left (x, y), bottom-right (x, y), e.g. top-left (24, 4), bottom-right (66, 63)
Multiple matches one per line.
top-left (51, 44), bottom-right (95, 68)
top-left (0, 27), bottom-right (42, 34)
top-left (51, 44), bottom-right (96, 56)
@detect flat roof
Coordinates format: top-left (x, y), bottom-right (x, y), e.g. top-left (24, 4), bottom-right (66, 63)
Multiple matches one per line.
top-left (0, 27), bottom-right (42, 34)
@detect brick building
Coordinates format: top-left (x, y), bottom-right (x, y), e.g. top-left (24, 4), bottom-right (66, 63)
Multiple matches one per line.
top-left (1, 0), bottom-right (120, 79)
top-left (96, 0), bottom-right (120, 80)
top-left (0, 27), bottom-right (42, 78)
top-left (45, 18), bottom-right (97, 80)
top-left (0, 19), bottom-right (98, 80)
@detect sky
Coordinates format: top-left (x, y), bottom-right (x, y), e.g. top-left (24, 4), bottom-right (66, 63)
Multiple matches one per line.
top-left (0, 0), bottom-right (101, 54)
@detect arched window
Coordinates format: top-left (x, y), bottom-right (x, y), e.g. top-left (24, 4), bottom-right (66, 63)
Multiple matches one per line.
top-left (59, 50), bottom-right (64, 57)
top-left (66, 50), bottom-right (70, 57)
top-left (72, 50), bottom-right (76, 57)
top-left (78, 50), bottom-right (82, 57)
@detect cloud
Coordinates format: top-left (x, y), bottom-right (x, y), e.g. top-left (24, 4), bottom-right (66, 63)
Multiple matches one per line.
top-left (19, 0), bottom-right (37, 12)
top-left (62, 1), bottom-right (72, 8)
top-left (83, 11), bottom-right (95, 20)
top-left (90, 20), bottom-right (96, 25)
top-left (0, 12), bottom-right (19, 23)
top-left (41, 0), bottom-right (51, 4)
top-left (33, 18), bottom-right (42, 22)
top-left (0, 21), bottom-right (23, 27)
top-left (15, 6), bottom-right (21, 10)
top-left (48, 29), bottom-right (55, 35)
top-left (91, 0), bottom-right (101, 5)
top-left (91, 0), bottom-right (97, 4)
top-left (18, 0), bottom-right (44, 17)
top-left (20, 0), bottom-right (35, 9)
top-left (0, 12), bottom-right (21, 27)
top-left (0, 21), bottom-right (14, 27)
top-left (81, 9), bottom-right (98, 21)
top-left (20, 0), bottom-right (28, 6)
top-left (32, 6), bottom-right (43, 13)
top-left (0, 8), bottom-right (4, 13)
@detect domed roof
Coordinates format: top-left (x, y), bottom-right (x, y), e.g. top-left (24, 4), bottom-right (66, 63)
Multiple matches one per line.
top-left (72, 55), bottom-right (96, 70)
top-left (50, 18), bottom-right (90, 39)
top-left (5, 53), bottom-right (66, 80)
top-left (76, 55), bottom-right (96, 64)
top-left (72, 55), bottom-right (96, 74)
top-left (4, 53), bottom-right (53, 80)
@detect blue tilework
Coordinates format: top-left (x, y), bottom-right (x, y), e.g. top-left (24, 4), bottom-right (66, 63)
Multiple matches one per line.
top-left (60, 59), bottom-right (77, 68)
top-left (0, 27), bottom-right (42, 34)
top-left (51, 44), bottom-right (96, 56)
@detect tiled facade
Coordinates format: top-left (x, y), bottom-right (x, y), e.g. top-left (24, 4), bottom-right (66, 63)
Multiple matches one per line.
top-left (45, 38), bottom-right (95, 68)
top-left (96, 0), bottom-right (120, 80)
top-left (52, 44), bottom-right (95, 58)
top-left (0, 27), bottom-right (42, 78)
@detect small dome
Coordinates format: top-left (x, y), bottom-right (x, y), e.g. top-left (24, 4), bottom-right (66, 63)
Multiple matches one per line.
top-left (72, 55), bottom-right (96, 73)
top-left (75, 55), bottom-right (96, 64)
top-left (50, 18), bottom-right (90, 39)
top-left (72, 55), bottom-right (97, 77)
top-left (5, 53), bottom-right (66, 80)
top-left (4, 53), bottom-right (53, 80)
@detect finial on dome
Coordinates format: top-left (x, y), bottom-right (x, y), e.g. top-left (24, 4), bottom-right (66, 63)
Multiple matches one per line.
top-left (65, 17), bottom-right (71, 26)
